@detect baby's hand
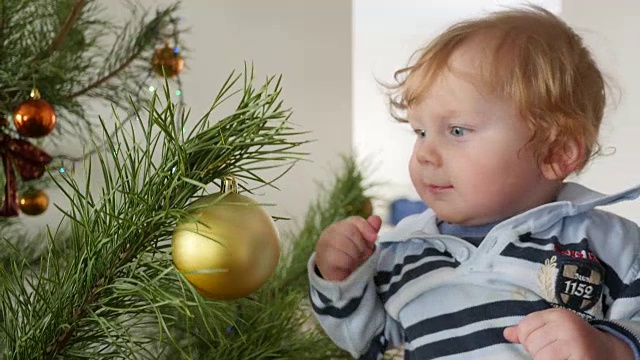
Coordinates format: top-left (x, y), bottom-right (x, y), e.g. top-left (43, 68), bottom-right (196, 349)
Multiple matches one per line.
top-left (314, 215), bottom-right (382, 281)
top-left (504, 308), bottom-right (634, 360)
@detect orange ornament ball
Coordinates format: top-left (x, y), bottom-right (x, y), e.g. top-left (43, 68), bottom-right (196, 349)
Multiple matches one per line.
top-left (13, 93), bottom-right (56, 138)
top-left (19, 189), bottom-right (49, 216)
top-left (151, 44), bottom-right (185, 78)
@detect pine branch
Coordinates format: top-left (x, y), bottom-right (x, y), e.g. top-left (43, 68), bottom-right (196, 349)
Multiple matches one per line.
top-left (44, 278), bottom-right (102, 358)
top-left (0, 1), bottom-right (180, 127)
top-left (42, 0), bottom-right (87, 58)
top-left (66, 4), bottom-right (176, 100)
top-left (0, 0), bottom-right (181, 216)
top-left (0, 67), bottom-right (309, 359)
top-left (66, 49), bottom-right (139, 99)
top-left (0, 2), bottom-right (5, 45)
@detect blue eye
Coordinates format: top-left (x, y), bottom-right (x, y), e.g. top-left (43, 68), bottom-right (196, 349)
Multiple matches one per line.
top-left (450, 126), bottom-right (466, 137)
top-left (413, 129), bottom-right (426, 138)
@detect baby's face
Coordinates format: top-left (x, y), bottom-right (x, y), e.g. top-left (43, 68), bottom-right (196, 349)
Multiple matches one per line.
top-left (407, 46), bottom-right (553, 226)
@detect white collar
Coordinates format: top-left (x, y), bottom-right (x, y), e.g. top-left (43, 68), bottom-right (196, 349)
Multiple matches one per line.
top-left (380, 183), bottom-right (640, 242)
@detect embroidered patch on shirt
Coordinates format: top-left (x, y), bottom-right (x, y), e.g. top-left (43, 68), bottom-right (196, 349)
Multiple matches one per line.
top-left (537, 256), bottom-right (559, 302)
top-left (555, 257), bottom-right (603, 312)
top-left (537, 254), bottom-right (604, 315)
top-left (554, 244), bottom-right (600, 264)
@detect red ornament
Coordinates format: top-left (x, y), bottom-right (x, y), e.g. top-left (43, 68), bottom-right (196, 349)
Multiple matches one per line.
top-left (13, 88), bottom-right (56, 138)
top-left (0, 134), bottom-right (52, 217)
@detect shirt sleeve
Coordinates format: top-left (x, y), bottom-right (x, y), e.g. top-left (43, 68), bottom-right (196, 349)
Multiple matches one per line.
top-left (307, 246), bottom-right (404, 359)
top-left (590, 260), bottom-right (640, 359)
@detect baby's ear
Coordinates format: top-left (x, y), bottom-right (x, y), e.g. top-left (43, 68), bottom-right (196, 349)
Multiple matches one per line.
top-left (540, 138), bottom-right (585, 181)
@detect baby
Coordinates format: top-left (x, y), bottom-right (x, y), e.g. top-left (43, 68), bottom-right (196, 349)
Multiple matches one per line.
top-left (308, 6), bottom-right (640, 360)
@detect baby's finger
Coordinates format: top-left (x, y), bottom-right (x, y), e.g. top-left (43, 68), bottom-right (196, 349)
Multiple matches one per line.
top-left (341, 222), bottom-right (374, 259)
top-left (513, 312), bottom-right (549, 349)
top-left (320, 247), bottom-right (360, 276)
top-left (520, 324), bottom-right (559, 357)
top-left (503, 327), bottom-right (520, 343)
top-left (530, 340), bottom-right (569, 360)
top-left (336, 227), bottom-right (371, 260)
top-left (332, 246), bottom-right (370, 274)
top-left (367, 215), bottom-right (382, 233)
top-left (351, 216), bottom-right (379, 245)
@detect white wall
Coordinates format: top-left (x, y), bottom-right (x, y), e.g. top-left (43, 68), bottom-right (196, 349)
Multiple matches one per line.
top-left (353, 0), bottom-right (640, 223)
top-left (179, 1), bottom-right (352, 232)
top-left (561, 0), bottom-right (640, 221)
top-left (22, 0), bottom-right (353, 235)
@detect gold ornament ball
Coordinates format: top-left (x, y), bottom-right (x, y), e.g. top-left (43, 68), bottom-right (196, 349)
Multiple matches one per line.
top-left (151, 44), bottom-right (185, 78)
top-left (19, 189), bottom-right (49, 216)
top-left (359, 198), bottom-right (373, 218)
top-left (172, 192), bottom-right (280, 300)
top-left (13, 97), bottom-right (56, 138)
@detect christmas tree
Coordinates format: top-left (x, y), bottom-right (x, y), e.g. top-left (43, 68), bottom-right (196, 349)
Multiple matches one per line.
top-left (0, 71), bottom-right (373, 357)
top-left (0, 1), bottom-right (380, 358)
top-left (0, 0), bottom-right (182, 217)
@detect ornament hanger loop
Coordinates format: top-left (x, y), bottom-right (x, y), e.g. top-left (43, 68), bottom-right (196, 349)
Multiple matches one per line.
top-left (221, 176), bottom-right (238, 193)
top-left (30, 88), bottom-right (41, 100)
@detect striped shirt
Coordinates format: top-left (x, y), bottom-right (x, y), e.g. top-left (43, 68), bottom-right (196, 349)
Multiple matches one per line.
top-left (308, 183), bottom-right (640, 359)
